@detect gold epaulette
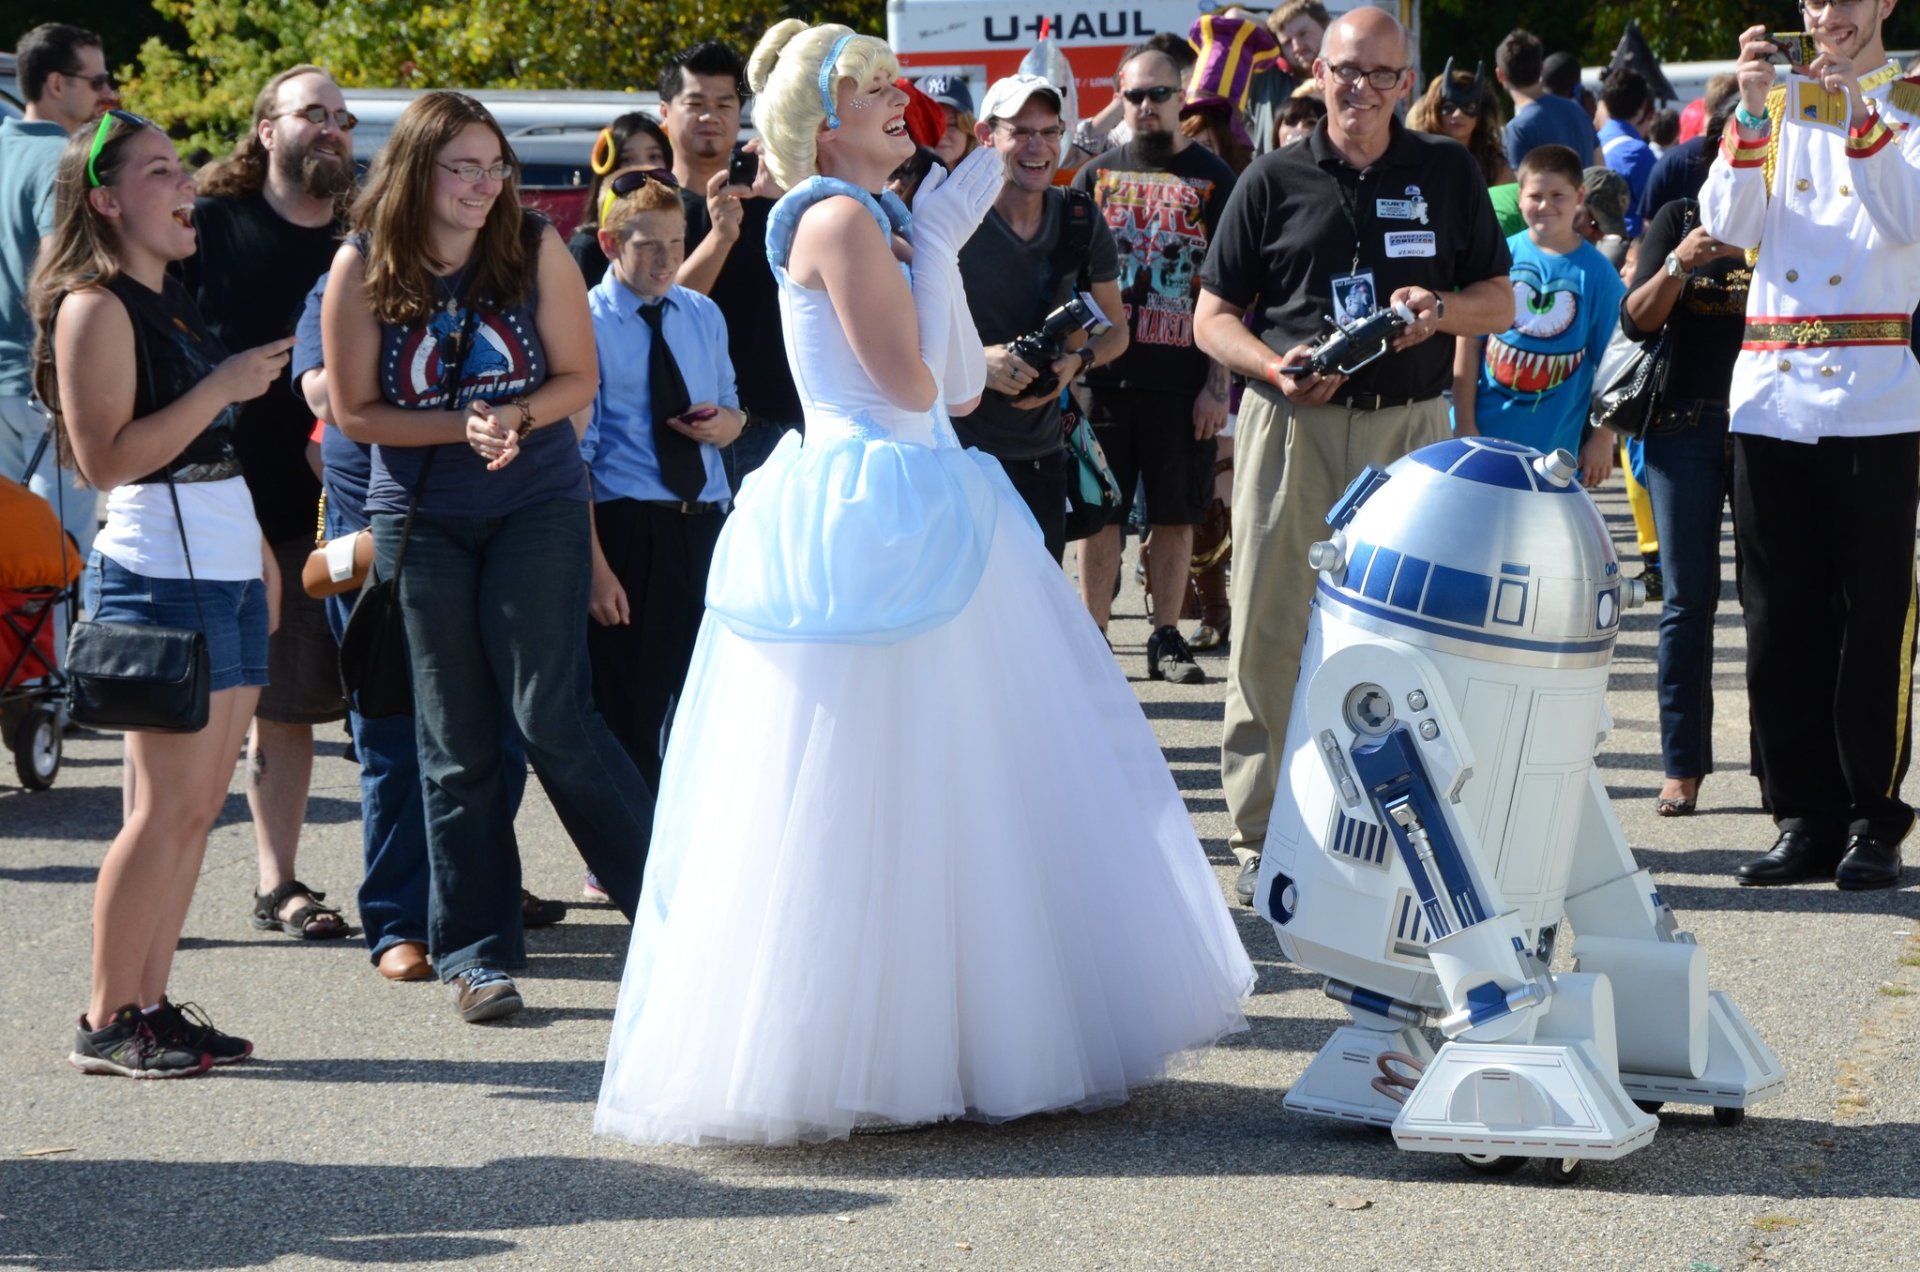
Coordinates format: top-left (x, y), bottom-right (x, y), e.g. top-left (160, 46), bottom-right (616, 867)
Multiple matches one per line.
top-left (1887, 77), bottom-right (1920, 121)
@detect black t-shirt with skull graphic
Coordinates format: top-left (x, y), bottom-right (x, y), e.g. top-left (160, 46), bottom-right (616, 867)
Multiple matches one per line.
top-left (1072, 140), bottom-right (1237, 398)
top-left (1201, 118), bottom-right (1512, 406)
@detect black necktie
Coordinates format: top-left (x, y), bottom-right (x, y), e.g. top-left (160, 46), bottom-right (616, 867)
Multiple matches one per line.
top-left (639, 301), bottom-right (706, 502)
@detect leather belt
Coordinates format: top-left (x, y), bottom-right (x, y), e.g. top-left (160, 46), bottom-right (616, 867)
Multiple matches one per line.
top-left (1741, 313), bottom-right (1912, 350)
top-left (640, 498), bottom-right (730, 515)
top-left (131, 457), bottom-right (244, 485)
top-left (1329, 387), bottom-right (1422, 412)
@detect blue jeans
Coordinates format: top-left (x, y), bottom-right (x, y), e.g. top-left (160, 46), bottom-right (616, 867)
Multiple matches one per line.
top-left (1640, 407), bottom-right (1732, 779)
top-left (724, 419), bottom-right (798, 493)
top-left (322, 499), bottom-right (529, 963)
top-left (372, 497), bottom-right (652, 980)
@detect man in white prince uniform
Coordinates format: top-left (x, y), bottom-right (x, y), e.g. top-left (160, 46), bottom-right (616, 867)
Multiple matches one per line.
top-left (1702, 3), bottom-right (1920, 892)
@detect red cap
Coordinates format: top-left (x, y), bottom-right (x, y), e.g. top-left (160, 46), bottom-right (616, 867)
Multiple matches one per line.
top-left (897, 78), bottom-right (946, 150)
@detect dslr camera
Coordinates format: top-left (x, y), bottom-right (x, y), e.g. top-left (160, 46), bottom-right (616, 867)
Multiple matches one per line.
top-left (1006, 291), bottom-right (1113, 374)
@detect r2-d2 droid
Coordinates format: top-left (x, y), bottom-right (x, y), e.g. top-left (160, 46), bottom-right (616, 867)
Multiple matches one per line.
top-left (1256, 437), bottom-right (1784, 1182)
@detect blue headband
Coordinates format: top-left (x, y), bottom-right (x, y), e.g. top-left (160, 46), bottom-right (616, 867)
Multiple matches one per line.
top-left (818, 33), bottom-right (859, 129)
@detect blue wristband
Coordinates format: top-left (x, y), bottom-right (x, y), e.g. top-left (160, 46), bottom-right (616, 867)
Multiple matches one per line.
top-left (1734, 103), bottom-right (1770, 130)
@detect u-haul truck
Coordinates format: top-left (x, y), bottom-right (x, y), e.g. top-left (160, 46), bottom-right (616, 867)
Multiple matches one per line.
top-left (886, 1), bottom-right (1420, 118)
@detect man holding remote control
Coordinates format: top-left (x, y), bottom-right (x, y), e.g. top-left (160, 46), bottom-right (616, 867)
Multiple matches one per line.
top-left (1703, 1), bottom-right (1920, 892)
top-left (1192, 5), bottom-right (1513, 906)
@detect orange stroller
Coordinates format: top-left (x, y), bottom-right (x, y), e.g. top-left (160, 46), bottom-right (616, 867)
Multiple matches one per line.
top-left (1, 474), bottom-right (82, 790)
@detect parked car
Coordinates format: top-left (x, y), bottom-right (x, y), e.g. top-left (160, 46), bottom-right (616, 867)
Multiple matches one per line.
top-left (0, 53), bottom-right (22, 117)
top-left (343, 87), bottom-right (759, 238)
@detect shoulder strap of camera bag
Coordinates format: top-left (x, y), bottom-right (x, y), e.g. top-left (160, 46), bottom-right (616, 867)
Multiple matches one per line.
top-left (386, 295), bottom-right (480, 588)
top-left (1046, 187), bottom-right (1099, 296)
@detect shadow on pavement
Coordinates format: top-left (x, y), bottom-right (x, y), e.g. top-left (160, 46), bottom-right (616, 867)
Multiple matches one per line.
top-left (0, 1154), bottom-right (887, 1269)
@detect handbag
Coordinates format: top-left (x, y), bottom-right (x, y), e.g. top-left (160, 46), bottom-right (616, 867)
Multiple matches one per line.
top-left (1062, 400), bottom-right (1123, 543)
top-left (302, 491), bottom-right (374, 599)
top-left (1592, 204), bottom-right (1695, 440)
top-left (65, 473), bottom-right (212, 733)
top-left (337, 299), bottom-right (477, 718)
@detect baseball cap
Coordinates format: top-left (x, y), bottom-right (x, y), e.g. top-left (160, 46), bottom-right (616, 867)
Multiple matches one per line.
top-left (978, 73), bottom-right (1061, 124)
top-left (917, 75), bottom-right (975, 116)
top-left (1582, 167), bottom-right (1629, 238)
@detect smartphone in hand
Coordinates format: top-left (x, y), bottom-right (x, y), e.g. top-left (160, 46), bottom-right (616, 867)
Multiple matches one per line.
top-left (678, 407), bottom-right (719, 424)
top-left (726, 150), bottom-right (758, 190)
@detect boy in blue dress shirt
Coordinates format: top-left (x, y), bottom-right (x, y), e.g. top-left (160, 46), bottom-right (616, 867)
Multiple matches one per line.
top-left (582, 172), bottom-right (742, 788)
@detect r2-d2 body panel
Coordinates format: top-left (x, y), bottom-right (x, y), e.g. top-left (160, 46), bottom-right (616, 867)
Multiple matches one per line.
top-left (1262, 438), bottom-right (1619, 1008)
top-left (1258, 438), bottom-right (1784, 1171)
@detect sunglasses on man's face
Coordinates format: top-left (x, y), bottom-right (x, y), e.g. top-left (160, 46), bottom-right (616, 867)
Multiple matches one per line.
top-left (275, 104), bottom-right (359, 131)
top-left (1121, 85), bottom-right (1180, 106)
top-left (1437, 100), bottom-right (1481, 119)
top-left (86, 108), bottom-right (159, 189)
top-left (65, 69), bottom-right (117, 93)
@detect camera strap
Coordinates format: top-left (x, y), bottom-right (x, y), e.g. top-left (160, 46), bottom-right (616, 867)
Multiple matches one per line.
top-left (1045, 188), bottom-right (1099, 297)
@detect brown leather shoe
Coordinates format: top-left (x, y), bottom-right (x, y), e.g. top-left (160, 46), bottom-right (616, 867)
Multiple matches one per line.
top-left (376, 942), bottom-right (432, 982)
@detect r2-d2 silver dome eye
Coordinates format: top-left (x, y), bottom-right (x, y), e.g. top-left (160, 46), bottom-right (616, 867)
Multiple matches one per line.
top-left (1344, 683), bottom-right (1396, 737)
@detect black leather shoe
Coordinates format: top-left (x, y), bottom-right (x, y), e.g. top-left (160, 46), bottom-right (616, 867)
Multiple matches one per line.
top-left (1234, 855), bottom-right (1261, 907)
top-left (1734, 830), bottom-right (1844, 886)
top-left (1835, 834), bottom-right (1905, 891)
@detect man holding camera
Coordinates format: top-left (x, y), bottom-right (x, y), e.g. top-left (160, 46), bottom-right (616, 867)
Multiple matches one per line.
top-left (957, 74), bottom-right (1128, 561)
top-left (1703, 6), bottom-right (1920, 892)
top-left (1193, 8), bottom-right (1512, 904)
top-left (1073, 43), bottom-right (1238, 683)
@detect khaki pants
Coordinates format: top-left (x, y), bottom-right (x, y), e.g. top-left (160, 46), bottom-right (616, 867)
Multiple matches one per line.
top-left (1221, 391), bottom-right (1450, 866)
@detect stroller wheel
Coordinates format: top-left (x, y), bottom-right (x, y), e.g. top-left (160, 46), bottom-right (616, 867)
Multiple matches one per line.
top-left (12, 705), bottom-right (60, 791)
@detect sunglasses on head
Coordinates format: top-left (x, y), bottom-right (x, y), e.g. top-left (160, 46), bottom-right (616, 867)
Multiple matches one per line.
top-left (610, 167), bottom-right (678, 197)
top-left (1121, 85), bottom-right (1180, 106)
top-left (1437, 100), bottom-right (1481, 119)
top-left (86, 108), bottom-right (158, 189)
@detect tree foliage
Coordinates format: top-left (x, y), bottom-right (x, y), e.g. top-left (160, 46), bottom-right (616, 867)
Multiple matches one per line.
top-left (120, 0), bottom-right (885, 152)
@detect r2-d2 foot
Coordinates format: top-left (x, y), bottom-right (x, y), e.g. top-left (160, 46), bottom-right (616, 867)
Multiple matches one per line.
top-left (1258, 438), bottom-right (1784, 1182)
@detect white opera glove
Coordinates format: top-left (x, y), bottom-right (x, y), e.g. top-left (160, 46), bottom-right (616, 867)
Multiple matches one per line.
top-left (910, 145), bottom-right (1003, 261)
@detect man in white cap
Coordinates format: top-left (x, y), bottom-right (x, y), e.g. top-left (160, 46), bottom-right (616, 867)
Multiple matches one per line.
top-left (956, 73), bottom-right (1129, 559)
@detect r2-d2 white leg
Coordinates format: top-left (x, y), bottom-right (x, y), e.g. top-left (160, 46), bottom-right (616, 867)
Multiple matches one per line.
top-left (1562, 768), bottom-right (1787, 1120)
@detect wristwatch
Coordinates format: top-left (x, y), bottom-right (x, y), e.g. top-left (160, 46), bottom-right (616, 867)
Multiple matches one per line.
top-left (1664, 252), bottom-right (1685, 280)
top-left (1074, 345), bottom-right (1096, 372)
top-left (1434, 295), bottom-right (1447, 323)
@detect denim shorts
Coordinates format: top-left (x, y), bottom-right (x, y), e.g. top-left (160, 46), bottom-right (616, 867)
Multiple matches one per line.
top-left (82, 553), bottom-right (270, 693)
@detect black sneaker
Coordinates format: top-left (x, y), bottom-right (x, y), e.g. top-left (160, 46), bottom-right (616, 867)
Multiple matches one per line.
top-left (1147, 625), bottom-right (1206, 684)
top-left (1640, 560), bottom-right (1664, 603)
top-left (149, 998), bottom-right (253, 1065)
top-left (69, 1005), bottom-right (211, 1079)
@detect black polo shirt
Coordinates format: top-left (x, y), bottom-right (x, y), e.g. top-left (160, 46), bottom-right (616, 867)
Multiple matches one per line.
top-left (1200, 119), bottom-right (1510, 405)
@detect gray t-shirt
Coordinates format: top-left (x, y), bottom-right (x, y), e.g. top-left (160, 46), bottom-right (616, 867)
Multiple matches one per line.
top-left (0, 119), bottom-right (69, 398)
top-left (955, 189), bottom-right (1119, 460)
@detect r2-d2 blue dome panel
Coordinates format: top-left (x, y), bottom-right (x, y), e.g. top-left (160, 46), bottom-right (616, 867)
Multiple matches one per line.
top-left (1317, 438), bottom-right (1622, 668)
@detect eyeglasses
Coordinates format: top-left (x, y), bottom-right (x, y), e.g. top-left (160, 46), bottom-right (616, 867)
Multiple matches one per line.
top-left (997, 123), bottom-right (1066, 144)
top-left (1325, 63), bottom-right (1410, 90)
top-left (1121, 86), bottom-right (1181, 106)
top-left (439, 160), bottom-right (516, 184)
top-left (275, 105), bottom-right (359, 131)
top-left (86, 108), bottom-right (156, 189)
top-left (1802, 0), bottom-right (1868, 10)
top-left (1437, 100), bottom-right (1481, 119)
top-left (63, 69), bottom-right (117, 93)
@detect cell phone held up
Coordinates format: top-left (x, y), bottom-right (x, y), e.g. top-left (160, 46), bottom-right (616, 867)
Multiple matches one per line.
top-left (726, 149), bottom-right (758, 191)
top-left (1767, 31), bottom-right (1817, 67)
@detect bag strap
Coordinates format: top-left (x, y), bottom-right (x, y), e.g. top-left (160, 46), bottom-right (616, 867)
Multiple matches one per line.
top-left (135, 337), bottom-right (209, 636)
top-left (386, 295), bottom-right (479, 586)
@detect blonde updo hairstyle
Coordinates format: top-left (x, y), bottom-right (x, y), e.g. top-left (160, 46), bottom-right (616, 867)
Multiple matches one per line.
top-left (747, 19), bottom-right (899, 192)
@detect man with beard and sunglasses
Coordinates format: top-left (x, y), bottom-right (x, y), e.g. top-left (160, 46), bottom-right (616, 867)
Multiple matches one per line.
top-left (1071, 43), bottom-right (1237, 685)
top-left (177, 65), bottom-right (358, 943)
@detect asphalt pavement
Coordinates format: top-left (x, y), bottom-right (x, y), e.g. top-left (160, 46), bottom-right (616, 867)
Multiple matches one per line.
top-left (2, 478), bottom-right (1917, 1272)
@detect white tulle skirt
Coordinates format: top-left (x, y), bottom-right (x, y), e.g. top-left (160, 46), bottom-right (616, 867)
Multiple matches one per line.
top-left (595, 471), bottom-right (1254, 1148)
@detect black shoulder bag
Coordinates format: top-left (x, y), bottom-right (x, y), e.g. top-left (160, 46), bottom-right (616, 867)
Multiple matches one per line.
top-left (64, 321), bottom-right (213, 733)
top-left (1593, 202), bottom-right (1695, 440)
top-left (337, 300), bottom-right (478, 719)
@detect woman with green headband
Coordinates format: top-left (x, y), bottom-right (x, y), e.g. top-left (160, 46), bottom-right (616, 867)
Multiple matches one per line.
top-left (31, 109), bottom-right (294, 1078)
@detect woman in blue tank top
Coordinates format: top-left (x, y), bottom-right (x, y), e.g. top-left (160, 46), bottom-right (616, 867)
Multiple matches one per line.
top-left (324, 92), bottom-right (653, 1024)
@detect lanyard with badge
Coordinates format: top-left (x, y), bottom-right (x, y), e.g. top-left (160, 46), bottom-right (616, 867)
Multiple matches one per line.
top-left (1330, 174), bottom-right (1378, 326)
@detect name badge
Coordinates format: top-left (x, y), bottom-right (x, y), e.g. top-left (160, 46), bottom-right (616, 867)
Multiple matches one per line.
top-left (1376, 198), bottom-right (1421, 220)
top-left (1384, 231), bottom-right (1437, 258)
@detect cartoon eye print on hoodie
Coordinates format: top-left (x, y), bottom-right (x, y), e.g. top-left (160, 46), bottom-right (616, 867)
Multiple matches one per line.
top-left (1511, 270), bottom-right (1578, 339)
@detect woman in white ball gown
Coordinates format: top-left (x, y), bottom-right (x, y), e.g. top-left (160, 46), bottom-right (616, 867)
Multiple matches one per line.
top-left (595, 20), bottom-right (1254, 1147)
